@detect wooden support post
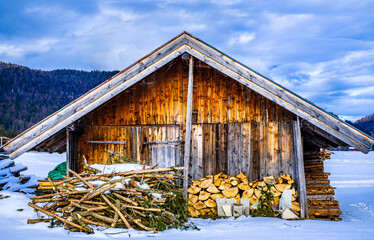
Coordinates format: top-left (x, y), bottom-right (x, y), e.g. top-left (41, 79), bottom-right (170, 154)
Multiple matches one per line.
top-left (293, 117), bottom-right (309, 218)
top-left (66, 126), bottom-right (79, 177)
top-left (183, 55), bottom-right (194, 196)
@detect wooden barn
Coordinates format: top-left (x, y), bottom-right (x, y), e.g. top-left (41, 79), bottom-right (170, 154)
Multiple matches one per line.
top-left (2, 32), bottom-right (374, 219)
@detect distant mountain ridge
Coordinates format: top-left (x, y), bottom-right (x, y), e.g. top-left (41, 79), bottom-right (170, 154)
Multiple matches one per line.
top-left (0, 61), bottom-right (119, 137)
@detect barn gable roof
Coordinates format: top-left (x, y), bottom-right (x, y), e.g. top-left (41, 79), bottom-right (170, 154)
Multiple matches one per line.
top-left (3, 32), bottom-right (374, 158)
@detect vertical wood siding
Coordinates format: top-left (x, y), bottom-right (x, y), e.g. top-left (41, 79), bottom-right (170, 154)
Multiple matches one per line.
top-left (77, 56), bottom-right (297, 179)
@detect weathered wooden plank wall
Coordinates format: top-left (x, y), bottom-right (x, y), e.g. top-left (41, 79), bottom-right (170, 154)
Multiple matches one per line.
top-left (76, 56), bottom-right (297, 179)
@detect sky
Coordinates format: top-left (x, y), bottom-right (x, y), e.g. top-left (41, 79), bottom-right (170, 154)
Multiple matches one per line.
top-left (1, 0), bottom-right (374, 121)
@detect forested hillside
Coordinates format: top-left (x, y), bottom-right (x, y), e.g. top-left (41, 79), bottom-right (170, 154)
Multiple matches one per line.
top-left (0, 61), bottom-right (119, 137)
top-left (354, 114), bottom-right (374, 137)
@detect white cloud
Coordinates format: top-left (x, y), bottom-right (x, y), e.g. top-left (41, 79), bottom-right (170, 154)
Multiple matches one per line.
top-left (0, 39), bottom-right (59, 61)
top-left (229, 32), bottom-right (256, 45)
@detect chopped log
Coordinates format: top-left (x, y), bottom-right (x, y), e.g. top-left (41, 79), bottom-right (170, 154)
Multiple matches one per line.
top-left (242, 189), bottom-right (254, 199)
top-left (308, 200), bottom-right (340, 208)
top-left (210, 193), bottom-right (224, 200)
top-left (188, 186), bottom-right (201, 194)
top-left (263, 176), bottom-right (276, 185)
top-left (270, 186), bottom-right (281, 197)
top-left (188, 194), bottom-right (198, 204)
top-left (257, 181), bottom-right (267, 189)
top-left (292, 201), bottom-right (301, 212)
top-left (198, 191), bottom-right (211, 201)
top-left (204, 199), bottom-right (216, 208)
top-left (275, 183), bottom-right (291, 192)
top-left (200, 209), bottom-right (211, 215)
top-left (192, 179), bottom-right (202, 186)
top-left (250, 196), bottom-right (258, 205)
top-left (229, 177), bottom-right (238, 186)
top-left (193, 201), bottom-right (207, 210)
top-left (222, 187), bottom-right (239, 198)
top-left (236, 172), bottom-right (248, 182)
top-left (188, 207), bottom-right (200, 217)
top-left (198, 178), bottom-right (213, 189)
top-left (281, 174), bottom-right (292, 181)
top-left (238, 183), bottom-right (250, 190)
top-left (308, 208), bottom-right (342, 217)
top-left (206, 184), bottom-right (220, 193)
top-left (213, 175), bottom-right (222, 187)
top-left (254, 189), bottom-right (262, 198)
top-left (276, 177), bottom-right (283, 184)
top-left (218, 180), bottom-right (231, 191)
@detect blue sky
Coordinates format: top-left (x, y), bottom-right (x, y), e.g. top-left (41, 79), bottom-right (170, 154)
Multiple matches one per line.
top-left (1, 0), bottom-right (374, 121)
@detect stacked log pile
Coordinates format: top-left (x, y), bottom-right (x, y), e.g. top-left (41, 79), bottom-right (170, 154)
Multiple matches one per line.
top-left (187, 172), bottom-right (300, 217)
top-left (0, 150), bottom-right (39, 193)
top-left (27, 167), bottom-right (193, 233)
top-left (304, 150), bottom-right (342, 218)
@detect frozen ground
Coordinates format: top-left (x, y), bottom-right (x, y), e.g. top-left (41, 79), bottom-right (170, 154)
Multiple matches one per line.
top-left (0, 151), bottom-right (373, 240)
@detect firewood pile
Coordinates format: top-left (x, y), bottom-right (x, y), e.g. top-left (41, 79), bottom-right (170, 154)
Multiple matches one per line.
top-left (0, 151), bottom-right (38, 193)
top-left (187, 172), bottom-right (300, 217)
top-left (27, 167), bottom-right (196, 233)
top-left (304, 150), bottom-right (342, 218)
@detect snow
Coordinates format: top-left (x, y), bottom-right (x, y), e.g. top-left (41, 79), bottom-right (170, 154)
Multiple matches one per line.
top-left (0, 151), bottom-right (373, 239)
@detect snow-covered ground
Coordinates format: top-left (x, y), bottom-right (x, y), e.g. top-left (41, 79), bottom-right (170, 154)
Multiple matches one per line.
top-left (1, 151), bottom-right (373, 240)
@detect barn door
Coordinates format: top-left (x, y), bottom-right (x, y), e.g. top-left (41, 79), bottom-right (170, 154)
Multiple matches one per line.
top-left (190, 123), bottom-right (228, 180)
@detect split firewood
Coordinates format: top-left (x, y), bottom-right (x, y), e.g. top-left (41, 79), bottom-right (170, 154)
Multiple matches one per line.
top-left (250, 195), bottom-right (258, 205)
top-left (188, 194), bottom-right (198, 204)
top-left (281, 174), bottom-right (292, 181)
top-left (229, 177), bottom-right (238, 186)
top-left (210, 193), bottom-right (224, 200)
top-left (204, 199), bottom-right (216, 208)
top-left (218, 180), bottom-right (231, 191)
top-left (188, 207), bottom-right (200, 217)
top-left (263, 176), bottom-right (276, 185)
top-left (242, 189), bottom-right (254, 199)
top-left (198, 191), bottom-right (211, 201)
top-left (206, 184), bottom-right (220, 193)
top-left (222, 187), bottom-right (239, 198)
top-left (236, 172), bottom-right (248, 182)
top-left (198, 178), bottom-right (213, 189)
top-left (238, 182), bottom-right (250, 190)
top-left (188, 186), bottom-right (201, 194)
top-left (194, 201), bottom-right (207, 210)
top-left (275, 183), bottom-right (291, 193)
top-left (213, 175), bottom-right (222, 186)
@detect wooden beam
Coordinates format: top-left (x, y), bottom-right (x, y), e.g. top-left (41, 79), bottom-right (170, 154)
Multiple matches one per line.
top-left (66, 128), bottom-right (79, 176)
top-left (183, 55), bottom-right (194, 196)
top-left (293, 117), bottom-right (309, 218)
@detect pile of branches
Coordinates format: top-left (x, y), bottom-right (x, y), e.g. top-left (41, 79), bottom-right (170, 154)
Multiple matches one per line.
top-left (27, 166), bottom-right (196, 233)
